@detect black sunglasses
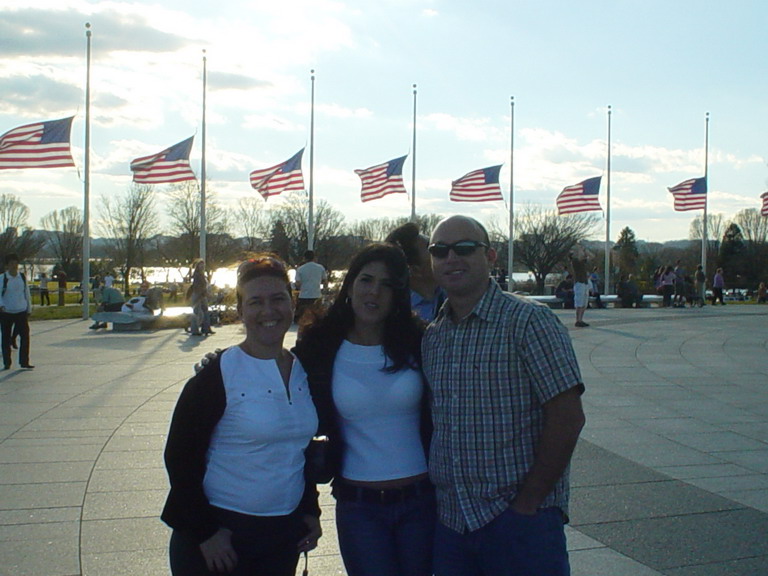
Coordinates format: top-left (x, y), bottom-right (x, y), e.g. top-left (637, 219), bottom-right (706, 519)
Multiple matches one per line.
top-left (428, 240), bottom-right (489, 259)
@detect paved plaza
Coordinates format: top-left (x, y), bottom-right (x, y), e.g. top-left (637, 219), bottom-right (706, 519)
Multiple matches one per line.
top-left (1, 304), bottom-right (767, 575)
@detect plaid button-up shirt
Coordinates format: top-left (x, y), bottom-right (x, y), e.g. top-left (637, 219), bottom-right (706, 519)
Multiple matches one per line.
top-left (422, 281), bottom-right (583, 532)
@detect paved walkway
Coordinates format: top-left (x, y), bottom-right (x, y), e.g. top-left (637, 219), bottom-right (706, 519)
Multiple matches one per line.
top-left (0, 304), bottom-right (766, 575)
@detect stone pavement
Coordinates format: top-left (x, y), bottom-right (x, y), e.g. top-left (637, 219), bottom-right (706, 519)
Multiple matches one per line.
top-left (0, 305), bottom-right (766, 575)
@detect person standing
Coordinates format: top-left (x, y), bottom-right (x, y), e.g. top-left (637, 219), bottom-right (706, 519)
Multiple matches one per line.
top-left (38, 272), bottom-right (50, 306)
top-left (294, 250), bottom-right (328, 324)
top-left (103, 272), bottom-right (115, 289)
top-left (673, 260), bottom-right (687, 307)
top-left (588, 266), bottom-right (604, 309)
top-left (188, 259), bottom-right (213, 336)
top-left (569, 246), bottom-right (590, 327)
top-left (385, 222), bottom-right (445, 322)
top-left (0, 254), bottom-right (33, 370)
top-left (712, 267), bottom-right (726, 305)
top-left (295, 244), bottom-right (435, 576)
top-left (694, 265), bottom-right (706, 307)
top-left (163, 256), bottom-right (321, 575)
top-left (423, 215), bottom-right (585, 576)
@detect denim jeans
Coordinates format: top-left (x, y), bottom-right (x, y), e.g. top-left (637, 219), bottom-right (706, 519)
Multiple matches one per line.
top-left (433, 507), bottom-right (570, 576)
top-left (335, 489), bottom-right (436, 576)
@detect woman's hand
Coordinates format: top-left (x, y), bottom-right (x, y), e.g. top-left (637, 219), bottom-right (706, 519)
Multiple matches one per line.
top-left (297, 514), bottom-right (322, 553)
top-left (199, 527), bottom-right (238, 573)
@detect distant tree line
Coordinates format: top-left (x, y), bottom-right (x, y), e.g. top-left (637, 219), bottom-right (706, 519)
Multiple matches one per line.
top-left (1, 187), bottom-right (767, 296)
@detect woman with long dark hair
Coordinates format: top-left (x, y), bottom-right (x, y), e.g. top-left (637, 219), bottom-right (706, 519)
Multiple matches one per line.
top-left (295, 243), bottom-right (434, 576)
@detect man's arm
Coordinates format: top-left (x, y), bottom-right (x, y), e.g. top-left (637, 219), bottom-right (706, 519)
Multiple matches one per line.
top-left (511, 386), bottom-right (585, 515)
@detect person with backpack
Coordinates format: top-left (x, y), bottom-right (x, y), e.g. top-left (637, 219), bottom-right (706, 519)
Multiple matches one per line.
top-left (0, 253), bottom-right (33, 370)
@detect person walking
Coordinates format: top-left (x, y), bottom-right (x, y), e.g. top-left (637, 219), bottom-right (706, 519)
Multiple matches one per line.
top-left (0, 254), bottom-right (34, 370)
top-left (162, 256), bottom-right (321, 575)
top-left (294, 250), bottom-right (328, 325)
top-left (712, 267), bottom-right (726, 305)
top-left (423, 215), bottom-right (585, 576)
top-left (294, 243), bottom-right (435, 576)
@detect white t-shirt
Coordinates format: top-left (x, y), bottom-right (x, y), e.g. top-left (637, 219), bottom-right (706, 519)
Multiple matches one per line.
top-left (296, 261), bottom-right (327, 299)
top-left (331, 341), bottom-right (427, 482)
top-left (104, 275), bottom-right (114, 288)
top-left (204, 347), bottom-right (318, 516)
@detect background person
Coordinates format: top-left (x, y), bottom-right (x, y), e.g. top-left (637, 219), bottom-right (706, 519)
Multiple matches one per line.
top-left (712, 267), bottom-right (726, 305)
top-left (294, 250), bottom-right (328, 325)
top-left (0, 253), bottom-right (33, 370)
top-left (385, 221), bottom-right (445, 322)
top-left (89, 285), bottom-right (126, 329)
top-left (187, 259), bottom-right (213, 336)
top-left (569, 245), bottom-right (590, 327)
top-left (694, 265), bottom-right (706, 307)
top-left (162, 256), bottom-right (321, 576)
top-left (294, 243), bottom-right (435, 576)
top-left (423, 215), bottom-right (585, 576)
top-left (39, 272), bottom-right (51, 306)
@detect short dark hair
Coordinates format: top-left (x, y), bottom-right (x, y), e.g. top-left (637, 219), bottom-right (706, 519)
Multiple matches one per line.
top-left (236, 254), bottom-right (291, 309)
top-left (4, 253), bottom-right (19, 265)
top-left (385, 222), bottom-right (424, 266)
top-left (304, 250), bottom-right (315, 261)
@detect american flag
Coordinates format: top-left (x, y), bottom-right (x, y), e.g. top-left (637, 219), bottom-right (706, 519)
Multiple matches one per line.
top-left (250, 149), bottom-right (305, 199)
top-left (668, 177), bottom-right (707, 211)
top-left (761, 191), bottom-right (768, 217)
top-left (130, 137), bottom-right (197, 184)
top-left (556, 176), bottom-right (602, 215)
top-left (0, 117), bottom-right (76, 170)
top-left (450, 165), bottom-right (504, 202)
top-left (355, 155), bottom-right (408, 202)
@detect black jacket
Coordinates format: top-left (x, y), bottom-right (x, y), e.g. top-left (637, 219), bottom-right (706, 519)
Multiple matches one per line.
top-left (161, 353), bottom-right (320, 544)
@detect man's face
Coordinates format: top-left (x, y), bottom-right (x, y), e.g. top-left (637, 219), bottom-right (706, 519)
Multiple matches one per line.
top-left (429, 217), bottom-right (495, 299)
top-left (6, 259), bottom-right (18, 274)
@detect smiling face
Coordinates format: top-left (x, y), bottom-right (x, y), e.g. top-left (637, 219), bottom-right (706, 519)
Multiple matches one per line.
top-left (238, 276), bottom-right (294, 355)
top-left (430, 216), bottom-right (496, 307)
top-left (348, 260), bottom-right (395, 336)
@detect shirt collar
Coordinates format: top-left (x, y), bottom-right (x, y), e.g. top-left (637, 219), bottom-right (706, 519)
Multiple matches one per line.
top-left (437, 280), bottom-right (502, 324)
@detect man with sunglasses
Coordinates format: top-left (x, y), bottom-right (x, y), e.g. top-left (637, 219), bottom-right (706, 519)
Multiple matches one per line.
top-left (422, 215), bottom-right (585, 576)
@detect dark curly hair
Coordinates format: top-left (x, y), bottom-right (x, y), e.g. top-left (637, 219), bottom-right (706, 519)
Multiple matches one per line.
top-left (300, 243), bottom-right (423, 372)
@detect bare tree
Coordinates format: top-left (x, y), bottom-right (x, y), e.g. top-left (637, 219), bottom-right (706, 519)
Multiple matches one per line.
top-left (349, 214), bottom-right (444, 243)
top-left (97, 184), bottom-right (159, 295)
top-left (0, 194), bottom-right (45, 266)
top-left (267, 192), bottom-right (346, 266)
top-left (40, 206), bottom-right (83, 274)
top-left (512, 203), bottom-right (598, 294)
top-left (689, 212), bottom-right (725, 270)
top-left (0, 193), bottom-right (30, 231)
top-left (164, 181), bottom-right (229, 266)
top-left (236, 196), bottom-right (269, 252)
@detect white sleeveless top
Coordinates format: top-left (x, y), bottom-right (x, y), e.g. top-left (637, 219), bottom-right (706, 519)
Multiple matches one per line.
top-left (204, 347), bottom-right (318, 516)
top-left (332, 341), bottom-right (427, 482)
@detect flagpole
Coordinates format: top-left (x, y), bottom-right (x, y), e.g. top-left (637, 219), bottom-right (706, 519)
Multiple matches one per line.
top-left (81, 22), bottom-right (92, 320)
top-left (200, 50), bottom-right (207, 262)
top-left (308, 70), bottom-right (315, 250)
top-left (702, 112), bottom-right (709, 276)
top-left (411, 84), bottom-right (417, 222)
top-left (604, 104), bottom-right (612, 295)
top-left (508, 96), bottom-right (514, 288)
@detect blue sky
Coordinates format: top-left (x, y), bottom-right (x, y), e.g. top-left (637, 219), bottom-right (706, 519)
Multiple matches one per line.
top-left (1, 0), bottom-right (766, 242)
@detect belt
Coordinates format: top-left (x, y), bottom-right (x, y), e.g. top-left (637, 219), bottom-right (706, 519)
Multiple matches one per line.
top-left (333, 478), bottom-right (433, 504)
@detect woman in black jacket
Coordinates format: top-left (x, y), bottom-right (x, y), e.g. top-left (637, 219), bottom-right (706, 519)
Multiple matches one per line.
top-left (163, 256), bottom-right (321, 575)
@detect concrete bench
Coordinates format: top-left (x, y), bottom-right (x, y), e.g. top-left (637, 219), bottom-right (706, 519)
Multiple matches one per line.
top-left (527, 294), bottom-right (664, 309)
top-left (91, 310), bottom-right (161, 331)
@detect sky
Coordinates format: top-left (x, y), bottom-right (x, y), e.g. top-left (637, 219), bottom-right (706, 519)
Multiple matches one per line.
top-left (1, 0), bottom-right (767, 244)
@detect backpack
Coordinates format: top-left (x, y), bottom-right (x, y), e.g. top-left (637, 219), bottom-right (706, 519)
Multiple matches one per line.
top-left (2, 272), bottom-right (26, 297)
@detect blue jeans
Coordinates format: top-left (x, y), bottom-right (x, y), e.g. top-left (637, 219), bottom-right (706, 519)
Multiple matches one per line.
top-left (433, 507), bottom-right (570, 576)
top-left (335, 489), bottom-right (436, 576)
